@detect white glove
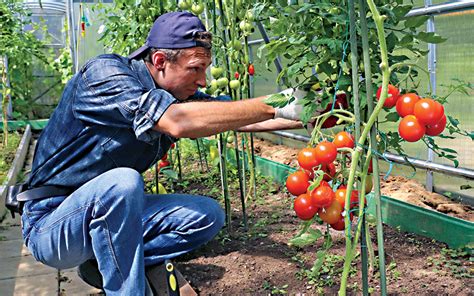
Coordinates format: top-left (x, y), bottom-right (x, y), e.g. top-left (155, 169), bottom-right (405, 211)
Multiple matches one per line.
top-left (273, 88), bottom-right (309, 121)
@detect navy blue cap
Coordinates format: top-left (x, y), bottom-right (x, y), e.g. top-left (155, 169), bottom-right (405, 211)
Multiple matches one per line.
top-left (129, 11), bottom-right (208, 59)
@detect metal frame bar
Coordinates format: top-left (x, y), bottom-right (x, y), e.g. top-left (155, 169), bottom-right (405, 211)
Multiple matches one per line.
top-left (406, 1), bottom-right (474, 17)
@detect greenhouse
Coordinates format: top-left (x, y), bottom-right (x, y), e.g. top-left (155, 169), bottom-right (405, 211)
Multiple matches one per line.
top-left (0, 0), bottom-right (473, 295)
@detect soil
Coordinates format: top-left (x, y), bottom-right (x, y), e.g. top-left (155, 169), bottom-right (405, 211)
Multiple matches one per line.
top-left (150, 137), bottom-right (474, 295)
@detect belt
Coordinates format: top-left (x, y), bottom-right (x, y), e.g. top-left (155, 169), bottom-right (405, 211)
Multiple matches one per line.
top-left (17, 185), bottom-right (72, 201)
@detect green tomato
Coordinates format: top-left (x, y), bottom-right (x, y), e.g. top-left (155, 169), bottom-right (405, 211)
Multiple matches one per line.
top-left (191, 3), bottom-right (204, 15)
top-left (239, 20), bottom-right (247, 31)
top-left (209, 146), bottom-right (219, 161)
top-left (216, 77), bottom-right (229, 88)
top-left (228, 40), bottom-right (242, 51)
top-left (210, 66), bottom-right (224, 78)
top-left (229, 79), bottom-right (240, 90)
top-left (245, 10), bottom-right (255, 21)
top-left (210, 79), bottom-right (219, 90)
top-left (227, 134), bottom-right (235, 144)
top-left (178, 0), bottom-right (190, 10)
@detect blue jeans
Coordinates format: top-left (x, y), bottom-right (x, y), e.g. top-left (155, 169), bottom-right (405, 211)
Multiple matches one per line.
top-left (21, 167), bottom-right (225, 295)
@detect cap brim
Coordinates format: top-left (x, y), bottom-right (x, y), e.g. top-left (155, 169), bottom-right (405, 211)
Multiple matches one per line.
top-left (128, 45), bottom-right (149, 60)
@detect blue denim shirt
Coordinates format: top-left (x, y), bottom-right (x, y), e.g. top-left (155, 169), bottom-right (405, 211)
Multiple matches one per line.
top-left (28, 54), bottom-right (224, 189)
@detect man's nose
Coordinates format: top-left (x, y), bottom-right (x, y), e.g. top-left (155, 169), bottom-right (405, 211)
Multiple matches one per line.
top-left (196, 71), bottom-right (207, 88)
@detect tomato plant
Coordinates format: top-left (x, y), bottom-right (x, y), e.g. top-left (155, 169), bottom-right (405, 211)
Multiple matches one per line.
top-left (286, 171), bottom-right (310, 196)
top-left (293, 193), bottom-right (318, 220)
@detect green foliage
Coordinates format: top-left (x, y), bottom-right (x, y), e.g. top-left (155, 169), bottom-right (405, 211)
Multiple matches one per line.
top-left (426, 248), bottom-right (473, 279)
top-left (0, 131), bottom-right (21, 184)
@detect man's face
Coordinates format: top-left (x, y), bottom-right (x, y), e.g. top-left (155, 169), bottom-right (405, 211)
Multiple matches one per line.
top-left (156, 47), bottom-right (212, 100)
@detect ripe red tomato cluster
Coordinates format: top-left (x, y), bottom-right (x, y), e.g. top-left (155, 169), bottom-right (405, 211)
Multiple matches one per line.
top-left (286, 132), bottom-right (357, 230)
top-left (376, 85), bottom-right (446, 142)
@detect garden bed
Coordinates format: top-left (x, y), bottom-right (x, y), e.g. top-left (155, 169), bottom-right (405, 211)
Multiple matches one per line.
top-left (144, 144), bottom-right (473, 295)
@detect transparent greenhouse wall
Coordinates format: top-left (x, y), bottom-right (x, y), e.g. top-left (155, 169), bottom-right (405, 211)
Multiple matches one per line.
top-left (73, 2), bottom-right (108, 68)
top-left (431, 10), bottom-right (474, 198)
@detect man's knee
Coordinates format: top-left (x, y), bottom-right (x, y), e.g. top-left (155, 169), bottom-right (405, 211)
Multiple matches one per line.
top-left (98, 167), bottom-right (145, 209)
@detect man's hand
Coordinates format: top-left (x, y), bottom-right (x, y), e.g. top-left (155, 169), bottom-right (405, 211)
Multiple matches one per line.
top-left (273, 88), bottom-right (309, 121)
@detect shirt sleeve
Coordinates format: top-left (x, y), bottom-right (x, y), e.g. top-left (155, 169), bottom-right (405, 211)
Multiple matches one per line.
top-left (73, 56), bottom-right (177, 143)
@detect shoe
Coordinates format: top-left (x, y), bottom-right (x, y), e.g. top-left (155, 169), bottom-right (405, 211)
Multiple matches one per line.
top-left (77, 259), bottom-right (103, 289)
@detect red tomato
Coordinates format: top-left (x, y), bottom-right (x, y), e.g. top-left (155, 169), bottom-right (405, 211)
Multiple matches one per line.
top-left (309, 184), bottom-right (335, 208)
top-left (376, 84), bottom-right (400, 108)
top-left (333, 131), bottom-right (355, 149)
top-left (396, 93), bottom-right (420, 117)
top-left (158, 160), bottom-right (170, 169)
top-left (234, 72), bottom-right (240, 79)
top-left (304, 169), bottom-right (314, 180)
top-left (368, 158), bottom-right (373, 174)
top-left (248, 64), bottom-right (255, 75)
top-left (297, 148), bottom-right (320, 171)
top-left (286, 171), bottom-right (310, 196)
top-left (321, 93), bottom-right (349, 129)
top-left (414, 98), bottom-right (445, 126)
top-left (314, 141), bottom-right (337, 164)
top-left (293, 193), bottom-right (318, 220)
top-left (321, 162), bottom-right (336, 181)
top-left (170, 143), bottom-right (176, 149)
top-left (330, 218), bottom-right (345, 231)
top-left (161, 153), bottom-right (168, 161)
top-left (398, 115), bottom-right (426, 142)
top-left (334, 187), bottom-right (359, 208)
top-left (318, 200), bottom-right (343, 224)
top-left (321, 116), bottom-right (338, 129)
top-left (425, 114), bottom-right (447, 136)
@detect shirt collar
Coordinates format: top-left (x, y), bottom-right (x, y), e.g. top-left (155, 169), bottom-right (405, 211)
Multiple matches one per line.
top-left (131, 58), bottom-right (156, 90)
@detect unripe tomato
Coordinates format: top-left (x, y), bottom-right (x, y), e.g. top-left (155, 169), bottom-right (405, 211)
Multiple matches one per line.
top-left (229, 40), bottom-right (242, 51)
top-left (413, 98), bottom-right (445, 126)
top-left (216, 77), bottom-right (229, 88)
top-left (248, 64), bottom-right (255, 76)
top-left (309, 184), bottom-right (335, 208)
top-left (398, 115), bottom-right (426, 142)
top-left (286, 171), bottom-right (310, 196)
top-left (321, 162), bottom-right (336, 181)
top-left (333, 131), bottom-right (355, 149)
top-left (178, 0), bottom-right (190, 10)
top-left (239, 20), bottom-right (247, 31)
top-left (376, 84), bottom-right (400, 108)
top-left (314, 141), bottom-right (337, 164)
top-left (425, 114), bottom-right (447, 136)
top-left (227, 134), bottom-right (235, 144)
top-left (396, 93), bottom-right (419, 117)
top-left (211, 66), bottom-right (224, 78)
top-left (318, 200), bottom-right (343, 224)
top-left (365, 175), bottom-right (373, 194)
top-left (209, 146), bottom-right (219, 161)
top-left (297, 148), bottom-right (319, 171)
top-left (229, 79), bottom-right (240, 90)
top-left (245, 10), bottom-right (255, 21)
top-left (293, 193), bottom-right (318, 220)
top-left (191, 3), bottom-right (204, 14)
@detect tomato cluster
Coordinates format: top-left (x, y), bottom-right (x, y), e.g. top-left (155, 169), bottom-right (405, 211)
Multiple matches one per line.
top-left (286, 132), bottom-right (358, 231)
top-left (376, 85), bottom-right (447, 142)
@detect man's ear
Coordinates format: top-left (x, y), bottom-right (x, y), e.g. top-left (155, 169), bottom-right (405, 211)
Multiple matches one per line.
top-left (151, 51), bottom-right (167, 71)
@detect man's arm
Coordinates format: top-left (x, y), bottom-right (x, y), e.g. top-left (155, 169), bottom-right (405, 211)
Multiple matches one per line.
top-left (237, 118), bottom-right (304, 132)
top-left (155, 96), bottom-right (275, 138)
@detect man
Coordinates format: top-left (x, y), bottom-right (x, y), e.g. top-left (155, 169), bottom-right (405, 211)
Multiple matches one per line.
top-left (20, 11), bottom-right (305, 295)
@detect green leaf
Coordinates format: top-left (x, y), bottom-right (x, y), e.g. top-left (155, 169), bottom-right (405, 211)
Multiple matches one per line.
top-left (415, 32), bottom-right (447, 44)
top-left (161, 168), bottom-right (178, 180)
top-left (288, 228), bottom-right (323, 248)
top-left (264, 93), bottom-right (291, 108)
top-left (448, 115), bottom-right (459, 127)
top-left (385, 112), bottom-right (400, 122)
top-left (404, 16), bottom-right (429, 28)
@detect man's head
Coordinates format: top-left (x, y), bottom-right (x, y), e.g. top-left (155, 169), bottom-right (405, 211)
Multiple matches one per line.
top-left (130, 11), bottom-right (213, 100)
